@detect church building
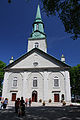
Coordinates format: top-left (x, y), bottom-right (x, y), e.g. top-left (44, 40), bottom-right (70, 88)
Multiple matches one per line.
top-left (2, 5), bottom-right (71, 103)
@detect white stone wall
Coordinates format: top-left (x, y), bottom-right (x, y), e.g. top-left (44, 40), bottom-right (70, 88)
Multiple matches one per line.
top-left (2, 72), bottom-right (23, 102)
top-left (26, 72), bottom-right (44, 101)
top-left (2, 69), bottom-right (71, 103)
top-left (48, 71), bottom-right (65, 102)
top-left (2, 72), bottom-right (11, 100)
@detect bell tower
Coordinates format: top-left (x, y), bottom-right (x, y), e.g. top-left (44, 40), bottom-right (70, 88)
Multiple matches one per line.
top-left (27, 5), bottom-right (47, 53)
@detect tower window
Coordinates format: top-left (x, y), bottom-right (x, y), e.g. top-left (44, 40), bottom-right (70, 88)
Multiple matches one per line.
top-left (33, 77), bottom-right (37, 87)
top-left (54, 76), bottom-right (59, 87)
top-left (35, 42), bottom-right (39, 48)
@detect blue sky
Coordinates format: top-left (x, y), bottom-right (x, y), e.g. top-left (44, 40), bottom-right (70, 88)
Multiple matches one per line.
top-left (0, 0), bottom-right (80, 67)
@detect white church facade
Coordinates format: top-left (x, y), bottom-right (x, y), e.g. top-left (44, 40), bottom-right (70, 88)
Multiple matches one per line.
top-left (2, 5), bottom-right (71, 103)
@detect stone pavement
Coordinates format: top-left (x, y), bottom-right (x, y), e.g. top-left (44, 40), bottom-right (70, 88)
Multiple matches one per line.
top-left (0, 103), bottom-right (80, 120)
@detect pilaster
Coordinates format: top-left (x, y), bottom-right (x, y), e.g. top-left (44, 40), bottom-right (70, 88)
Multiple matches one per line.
top-left (64, 71), bottom-right (71, 102)
top-left (2, 72), bottom-right (11, 98)
top-left (22, 72), bottom-right (28, 100)
top-left (43, 71), bottom-right (48, 102)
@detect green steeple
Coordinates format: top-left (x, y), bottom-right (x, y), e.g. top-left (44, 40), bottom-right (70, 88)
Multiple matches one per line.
top-left (36, 4), bottom-right (41, 20)
top-left (30, 5), bottom-right (46, 39)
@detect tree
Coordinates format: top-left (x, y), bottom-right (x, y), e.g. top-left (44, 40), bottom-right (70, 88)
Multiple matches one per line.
top-left (0, 61), bottom-right (6, 96)
top-left (8, 0), bottom-right (80, 40)
top-left (42, 0), bottom-right (80, 40)
top-left (70, 64), bottom-right (80, 99)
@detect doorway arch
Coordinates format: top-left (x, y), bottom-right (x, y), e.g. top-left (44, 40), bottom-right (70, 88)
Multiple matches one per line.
top-left (32, 91), bottom-right (37, 102)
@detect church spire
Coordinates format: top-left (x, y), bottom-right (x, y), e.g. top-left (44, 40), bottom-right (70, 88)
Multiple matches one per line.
top-left (28, 5), bottom-right (47, 53)
top-left (30, 4), bottom-right (46, 39)
top-left (36, 4), bottom-right (41, 20)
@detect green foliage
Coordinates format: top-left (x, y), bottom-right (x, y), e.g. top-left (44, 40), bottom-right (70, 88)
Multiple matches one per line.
top-left (42, 0), bottom-right (80, 40)
top-left (70, 64), bottom-right (80, 96)
top-left (0, 61), bottom-right (6, 80)
top-left (0, 61), bottom-right (6, 95)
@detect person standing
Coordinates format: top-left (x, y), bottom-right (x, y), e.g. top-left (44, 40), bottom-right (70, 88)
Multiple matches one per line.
top-left (29, 98), bottom-right (31, 107)
top-left (3, 98), bottom-right (8, 109)
top-left (25, 98), bottom-right (28, 107)
top-left (19, 97), bottom-right (25, 116)
top-left (15, 98), bottom-right (20, 113)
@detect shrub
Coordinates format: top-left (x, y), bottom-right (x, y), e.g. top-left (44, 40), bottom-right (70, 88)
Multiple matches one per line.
top-left (62, 101), bottom-right (66, 106)
top-left (43, 101), bottom-right (45, 106)
top-left (39, 99), bottom-right (42, 103)
top-left (49, 99), bottom-right (52, 103)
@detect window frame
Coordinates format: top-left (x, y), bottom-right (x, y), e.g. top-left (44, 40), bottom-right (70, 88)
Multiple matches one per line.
top-left (53, 76), bottom-right (59, 87)
top-left (35, 42), bottom-right (39, 48)
top-left (33, 77), bottom-right (37, 87)
top-left (13, 77), bottom-right (17, 87)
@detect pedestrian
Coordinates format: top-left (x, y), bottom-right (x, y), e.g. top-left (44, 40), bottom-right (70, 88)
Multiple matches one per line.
top-left (0, 101), bottom-right (1, 109)
top-left (18, 97), bottom-right (25, 116)
top-left (29, 98), bottom-right (31, 107)
top-left (0, 98), bottom-right (4, 109)
top-left (15, 98), bottom-right (20, 113)
top-left (25, 98), bottom-right (28, 107)
top-left (3, 98), bottom-right (8, 109)
top-left (1, 101), bottom-right (3, 109)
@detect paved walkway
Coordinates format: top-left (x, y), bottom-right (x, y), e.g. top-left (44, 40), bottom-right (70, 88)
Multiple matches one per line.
top-left (0, 105), bottom-right (80, 120)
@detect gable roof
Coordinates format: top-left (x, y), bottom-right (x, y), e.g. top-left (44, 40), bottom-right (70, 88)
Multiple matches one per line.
top-left (4, 48), bottom-right (70, 70)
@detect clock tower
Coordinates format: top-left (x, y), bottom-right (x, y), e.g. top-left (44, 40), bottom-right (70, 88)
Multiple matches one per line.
top-left (27, 5), bottom-right (47, 53)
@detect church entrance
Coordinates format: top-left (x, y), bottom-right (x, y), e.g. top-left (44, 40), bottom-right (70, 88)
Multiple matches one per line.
top-left (32, 91), bottom-right (37, 102)
top-left (54, 94), bottom-right (59, 102)
top-left (12, 93), bottom-right (16, 101)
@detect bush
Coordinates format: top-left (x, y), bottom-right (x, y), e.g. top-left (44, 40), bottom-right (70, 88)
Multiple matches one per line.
top-left (76, 99), bottom-right (80, 103)
top-left (42, 101), bottom-right (45, 106)
top-left (39, 99), bottom-right (42, 103)
top-left (49, 99), bottom-right (52, 103)
top-left (62, 101), bottom-right (66, 106)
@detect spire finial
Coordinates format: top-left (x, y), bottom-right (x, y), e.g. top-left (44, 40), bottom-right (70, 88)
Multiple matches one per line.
top-left (36, 4), bottom-right (41, 19)
top-left (9, 56), bottom-right (14, 64)
top-left (61, 54), bottom-right (65, 63)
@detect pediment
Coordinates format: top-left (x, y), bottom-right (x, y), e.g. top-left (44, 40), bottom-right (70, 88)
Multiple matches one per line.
top-left (4, 48), bottom-right (70, 70)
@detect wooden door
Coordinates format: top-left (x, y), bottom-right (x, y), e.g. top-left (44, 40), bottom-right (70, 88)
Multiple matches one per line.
top-left (12, 93), bottom-right (16, 101)
top-left (32, 91), bottom-right (37, 102)
top-left (54, 94), bottom-right (59, 102)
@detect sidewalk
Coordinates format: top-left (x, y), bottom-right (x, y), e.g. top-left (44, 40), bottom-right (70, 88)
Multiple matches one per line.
top-left (7, 101), bottom-right (80, 107)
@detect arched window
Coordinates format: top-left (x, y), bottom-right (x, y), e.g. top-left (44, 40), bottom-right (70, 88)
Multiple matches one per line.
top-left (35, 42), bottom-right (39, 48)
top-left (33, 77), bottom-right (37, 87)
top-left (54, 76), bottom-right (59, 87)
top-left (13, 77), bottom-right (17, 87)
